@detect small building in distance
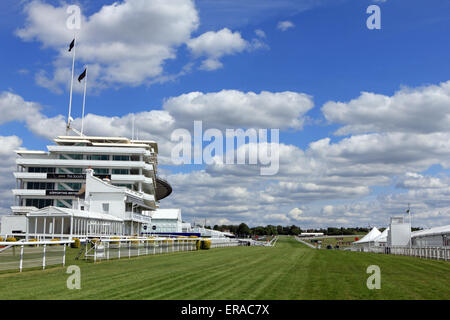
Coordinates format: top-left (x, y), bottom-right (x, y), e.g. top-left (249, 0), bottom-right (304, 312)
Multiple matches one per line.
top-left (388, 216), bottom-right (411, 247)
top-left (144, 208), bottom-right (182, 233)
top-left (411, 225), bottom-right (450, 247)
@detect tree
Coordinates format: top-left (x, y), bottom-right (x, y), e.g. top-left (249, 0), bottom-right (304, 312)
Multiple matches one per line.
top-left (237, 223), bottom-right (251, 236)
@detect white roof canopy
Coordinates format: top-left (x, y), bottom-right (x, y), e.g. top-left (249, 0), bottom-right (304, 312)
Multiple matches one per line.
top-left (372, 227), bottom-right (389, 243)
top-left (27, 206), bottom-right (123, 222)
top-left (412, 225), bottom-right (450, 238)
top-left (353, 227), bottom-right (381, 244)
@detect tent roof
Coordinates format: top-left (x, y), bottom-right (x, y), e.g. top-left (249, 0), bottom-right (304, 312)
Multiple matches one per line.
top-left (353, 227), bottom-right (381, 244)
top-left (412, 225), bottom-right (450, 238)
top-left (373, 227), bottom-right (389, 243)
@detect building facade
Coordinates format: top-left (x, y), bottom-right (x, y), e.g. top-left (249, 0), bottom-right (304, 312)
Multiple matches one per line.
top-left (1, 135), bottom-right (173, 238)
top-left (12, 135), bottom-right (171, 213)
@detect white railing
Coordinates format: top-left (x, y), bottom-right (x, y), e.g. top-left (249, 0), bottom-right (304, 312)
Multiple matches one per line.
top-left (362, 246), bottom-right (450, 261)
top-left (0, 240), bottom-right (73, 272)
top-left (85, 238), bottom-right (198, 262)
top-left (294, 236), bottom-right (317, 249)
top-left (209, 238), bottom-right (241, 248)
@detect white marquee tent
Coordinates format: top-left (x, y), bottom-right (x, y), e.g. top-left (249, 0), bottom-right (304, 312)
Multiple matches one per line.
top-left (353, 227), bottom-right (381, 246)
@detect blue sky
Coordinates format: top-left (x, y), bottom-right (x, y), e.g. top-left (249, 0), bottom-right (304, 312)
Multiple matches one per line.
top-left (1, 0), bottom-right (450, 228)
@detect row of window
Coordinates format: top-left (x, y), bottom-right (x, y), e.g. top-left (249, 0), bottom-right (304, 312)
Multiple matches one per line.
top-left (28, 167), bottom-right (56, 173)
top-left (58, 154), bottom-right (135, 161)
top-left (26, 182), bottom-right (55, 190)
top-left (27, 167), bottom-right (141, 175)
top-left (25, 199), bottom-right (53, 208)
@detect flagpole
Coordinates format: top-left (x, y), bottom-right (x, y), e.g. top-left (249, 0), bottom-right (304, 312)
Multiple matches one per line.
top-left (81, 65), bottom-right (88, 136)
top-left (67, 38), bottom-right (76, 134)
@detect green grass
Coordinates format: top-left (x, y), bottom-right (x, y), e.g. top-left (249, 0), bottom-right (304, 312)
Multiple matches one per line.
top-left (0, 236), bottom-right (448, 299)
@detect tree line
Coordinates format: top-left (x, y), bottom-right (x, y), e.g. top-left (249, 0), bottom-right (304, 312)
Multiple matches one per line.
top-left (211, 224), bottom-right (375, 237)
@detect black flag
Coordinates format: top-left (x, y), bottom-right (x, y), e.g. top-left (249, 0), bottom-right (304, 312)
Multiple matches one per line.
top-left (68, 39), bottom-right (75, 52)
top-left (78, 68), bottom-right (86, 82)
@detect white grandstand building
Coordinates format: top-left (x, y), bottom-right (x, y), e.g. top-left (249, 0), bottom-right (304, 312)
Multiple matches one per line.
top-left (1, 135), bottom-right (173, 238)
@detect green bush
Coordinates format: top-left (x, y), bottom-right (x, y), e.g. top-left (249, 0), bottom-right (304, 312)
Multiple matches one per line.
top-left (71, 238), bottom-right (81, 248)
top-left (110, 237), bottom-right (120, 245)
top-left (6, 237), bottom-right (17, 242)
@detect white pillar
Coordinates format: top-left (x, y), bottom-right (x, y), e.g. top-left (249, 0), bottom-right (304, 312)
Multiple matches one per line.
top-left (43, 217), bottom-right (47, 239)
top-left (61, 217), bottom-right (65, 238)
top-left (52, 217), bottom-right (56, 239)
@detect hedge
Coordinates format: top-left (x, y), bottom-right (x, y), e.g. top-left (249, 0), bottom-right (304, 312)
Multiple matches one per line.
top-left (6, 237), bottom-right (17, 242)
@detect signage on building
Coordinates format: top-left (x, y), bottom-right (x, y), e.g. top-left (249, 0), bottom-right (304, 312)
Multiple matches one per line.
top-left (47, 173), bottom-right (110, 180)
top-left (46, 190), bottom-right (79, 196)
top-left (47, 173), bottom-right (85, 180)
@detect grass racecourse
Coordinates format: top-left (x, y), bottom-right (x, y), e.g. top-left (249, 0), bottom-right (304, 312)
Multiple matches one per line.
top-left (0, 236), bottom-right (449, 300)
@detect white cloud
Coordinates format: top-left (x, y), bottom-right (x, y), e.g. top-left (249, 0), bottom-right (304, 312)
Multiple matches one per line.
top-left (255, 29), bottom-right (266, 38)
top-left (16, 0), bottom-right (199, 89)
top-left (0, 136), bottom-right (22, 213)
top-left (322, 80), bottom-right (450, 135)
top-left (163, 89), bottom-right (314, 130)
top-left (288, 208), bottom-right (303, 220)
top-left (187, 28), bottom-right (248, 70)
top-left (277, 20), bottom-right (295, 31)
top-left (16, 1), bottom-right (262, 90)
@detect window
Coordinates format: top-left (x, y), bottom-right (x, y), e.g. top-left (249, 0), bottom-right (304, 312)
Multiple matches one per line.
top-left (26, 182), bottom-right (54, 190)
top-left (112, 169), bottom-right (129, 175)
top-left (56, 200), bottom-right (72, 208)
top-left (26, 199), bottom-right (53, 208)
top-left (57, 168), bottom-right (82, 174)
top-left (57, 183), bottom-right (81, 191)
top-left (60, 154), bottom-right (83, 160)
top-left (94, 168), bottom-right (109, 175)
top-left (113, 155), bottom-right (130, 161)
top-left (102, 203), bottom-right (110, 213)
top-left (28, 167), bottom-right (55, 173)
top-left (87, 155), bottom-right (109, 161)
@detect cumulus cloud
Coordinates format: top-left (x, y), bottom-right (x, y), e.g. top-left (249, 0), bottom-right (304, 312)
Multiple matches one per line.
top-left (0, 136), bottom-right (22, 213)
top-left (163, 89), bottom-right (314, 130)
top-left (322, 80), bottom-right (450, 135)
top-left (187, 28), bottom-right (249, 70)
top-left (0, 91), bottom-right (66, 139)
top-left (15, 0), bottom-right (260, 90)
top-left (277, 20), bottom-right (295, 31)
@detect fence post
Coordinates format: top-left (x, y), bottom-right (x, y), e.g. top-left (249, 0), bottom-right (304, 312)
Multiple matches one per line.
top-left (118, 242), bottom-right (121, 260)
top-left (94, 242), bottom-right (97, 263)
top-left (146, 240), bottom-right (149, 255)
top-left (107, 242), bottom-right (110, 260)
top-left (19, 245), bottom-right (24, 272)
top-left (42, 244), bottom-right (46, 270)
top-left (63, 243), bottom-right (66, 266)
top-left (128, 241), bottom-right (131, 259)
